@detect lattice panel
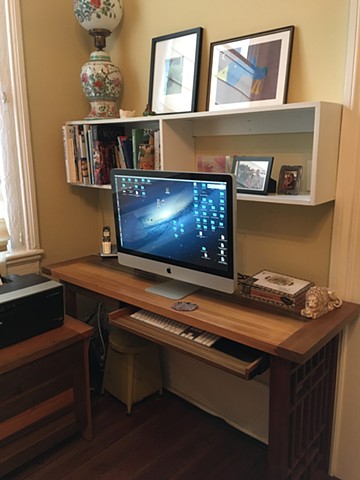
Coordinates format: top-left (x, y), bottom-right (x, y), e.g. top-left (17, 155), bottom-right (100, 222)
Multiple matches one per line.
top-left (286, 338), bottom-right (338, 480)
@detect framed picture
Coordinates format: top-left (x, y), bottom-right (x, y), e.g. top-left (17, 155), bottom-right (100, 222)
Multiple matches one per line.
top-left (277, 165), bottom-right (303, 195)
top-left (232, 156), bottom-right (274, 195)
top-left (207, 26), bottom-right (294, 111)
top-left (148, 27), bottom-right (203, 114)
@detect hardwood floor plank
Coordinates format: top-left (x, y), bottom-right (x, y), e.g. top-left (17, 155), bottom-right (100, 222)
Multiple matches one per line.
top-left (6, 391), bottom-right (267, 480)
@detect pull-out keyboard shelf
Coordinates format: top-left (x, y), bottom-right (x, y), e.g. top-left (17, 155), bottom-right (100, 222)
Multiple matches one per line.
top-left (109, 308), bottom-right (268, 380)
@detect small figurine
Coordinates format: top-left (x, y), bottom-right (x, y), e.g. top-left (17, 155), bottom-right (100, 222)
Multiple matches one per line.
top-left (301, 286), bottom-right (343, 319)
top-left (143, 104), bottom-right (156, 116)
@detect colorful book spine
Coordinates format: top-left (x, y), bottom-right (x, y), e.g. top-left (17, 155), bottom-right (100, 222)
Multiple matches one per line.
top-left (62, 125), bottom-right (77, 183)
top-left (131, 128), bottom-right (149, 169)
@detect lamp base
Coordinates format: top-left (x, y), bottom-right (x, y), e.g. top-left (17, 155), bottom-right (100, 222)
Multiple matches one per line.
top-left (86, 100), bottom-right (119, 119)
top-left (80, 50), bottom-right (122, 119)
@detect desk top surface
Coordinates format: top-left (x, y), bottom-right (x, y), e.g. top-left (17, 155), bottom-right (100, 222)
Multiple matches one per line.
top-left (43, 255), bottom-right (360, 363)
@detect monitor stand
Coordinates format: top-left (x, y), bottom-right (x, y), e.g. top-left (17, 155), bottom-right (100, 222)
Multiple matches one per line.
top-left (146, 279), bottom-right (199, 300)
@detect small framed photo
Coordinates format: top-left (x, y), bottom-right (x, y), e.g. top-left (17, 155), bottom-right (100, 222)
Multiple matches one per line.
top-left (233, 156), bottom-right (274, 195)
top-left (148, 27), bottom-right (203, 114)
top-left (277, 165), bottom-right (303, 195)
top-left (207, 26), bottom-right (294, 111)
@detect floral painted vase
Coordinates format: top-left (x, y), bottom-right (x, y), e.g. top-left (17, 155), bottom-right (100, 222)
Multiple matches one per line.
top-left (73, 0), bottom-right (124, 33)
top-left (80, 50), bottom-right (122, 118)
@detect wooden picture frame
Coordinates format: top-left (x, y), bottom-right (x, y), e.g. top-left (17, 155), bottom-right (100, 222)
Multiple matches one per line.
top-left (232, 156), bottom-right (274, 195)
top-left (277, 165), bottom-right (303, 195)
top-left (148, 27), bottom-right (203, 114)
top-left (207, 26), bottom-right (294, 111)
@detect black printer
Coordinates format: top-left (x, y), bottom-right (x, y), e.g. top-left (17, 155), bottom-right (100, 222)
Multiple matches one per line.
top-left (0, 273), bottom-right (64, 348)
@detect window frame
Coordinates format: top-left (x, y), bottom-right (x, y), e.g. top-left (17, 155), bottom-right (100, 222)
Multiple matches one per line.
top-left (0, 0), bottom-right (42, 272)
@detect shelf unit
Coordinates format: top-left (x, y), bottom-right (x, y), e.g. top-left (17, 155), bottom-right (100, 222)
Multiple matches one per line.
top-left (64, 101), bottom-right (342, 206)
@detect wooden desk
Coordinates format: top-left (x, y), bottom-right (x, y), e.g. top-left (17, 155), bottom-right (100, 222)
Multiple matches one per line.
top-left (43, 255), bottom-right (360, 480)
top-left (0, 316), bottom-right (93, 478)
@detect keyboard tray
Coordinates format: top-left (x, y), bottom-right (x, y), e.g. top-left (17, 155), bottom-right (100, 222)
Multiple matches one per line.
top-left (108, 308), bottom-right (268, 380)
top-left (212, 337), bottom-right (265, 363)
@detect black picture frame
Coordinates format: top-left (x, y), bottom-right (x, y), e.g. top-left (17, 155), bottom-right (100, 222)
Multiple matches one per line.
top-left (207, 26), bottom-right (294, 111)
top-left (232, 156), bottom-right (274, 195)
top-left (148, 27), bottom-right (203, 114)
top-left (277, 165), bottom-right (303, 195)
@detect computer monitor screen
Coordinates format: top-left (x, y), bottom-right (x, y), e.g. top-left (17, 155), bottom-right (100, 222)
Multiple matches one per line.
top-left (111, 169), bottom-right (237, 299)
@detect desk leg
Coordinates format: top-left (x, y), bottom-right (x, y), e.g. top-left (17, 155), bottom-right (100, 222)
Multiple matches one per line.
top-left (268, 337), bottom-right (339, 480)
top-left (73, 339), bottom-right (93, 440)
top-left (63, 283), bottom-right (78, 318)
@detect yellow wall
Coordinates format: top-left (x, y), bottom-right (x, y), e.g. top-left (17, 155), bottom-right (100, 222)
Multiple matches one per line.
top-left (19, 0), bottom-right (349, 284)
top-left (118, 0), bottom-right (348, 112)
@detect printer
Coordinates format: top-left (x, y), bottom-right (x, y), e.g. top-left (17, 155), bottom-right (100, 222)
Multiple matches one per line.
top-left (0, 273), bottom-right (64, 349)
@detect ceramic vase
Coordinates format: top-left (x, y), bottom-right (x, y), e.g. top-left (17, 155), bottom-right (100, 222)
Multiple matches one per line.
top-left (80, 50), bottom-right (122, 118)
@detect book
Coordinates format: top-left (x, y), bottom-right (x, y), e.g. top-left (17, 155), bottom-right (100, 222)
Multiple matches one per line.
top-left (62, 125), bottom-right (77, 183)
top-left (86, 127), bottom-right (95, 183)
top-left (94, 143), bottom-right (118, 185)
top-left (78, 126), bottom-right (90, 185)
top-left (236, 270), bottom-right (314, 312)
top-left (72, 125), bottom-right (81, 182)
top-left (154, 129), bottom-right (161, 170)
top-left (116, 136), bottom-right (128, 169)
top-left (90, 124), bottom-right (125, 184)
top-left (131, 128), bottom-right (150, 169)
top-left (250, 270), bottom-right (313, 297)
top-left (138, 143), bottom-right (155, 170)
top-left (118, 135), bottom-right (133, 168)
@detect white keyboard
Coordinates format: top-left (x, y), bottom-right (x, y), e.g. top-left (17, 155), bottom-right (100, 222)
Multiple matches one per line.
top-left (130, 309), bottom-right (220, 347)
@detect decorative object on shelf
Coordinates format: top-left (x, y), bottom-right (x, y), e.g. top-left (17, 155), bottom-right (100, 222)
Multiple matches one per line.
top-left (148, 27), bottom-right (203, 114)
top-left (277, 165), bottom-right (303, 195)
top-left (196, 155), bottom-right (233, 173)
top-left (73, 0), bottom-right (124, 119)
top-left (232, 156), bottom-right (274, 195)
top-left (207, 26), bottom-right (294, 111)
top-left (301, 286), bottom-right (343, 319)
top-left (143, 104), bottom-right (156, 116)
top-left (119, 109), bottom-right (135, 118)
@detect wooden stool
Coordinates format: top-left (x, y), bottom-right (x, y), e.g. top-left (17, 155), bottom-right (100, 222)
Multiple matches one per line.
top-left (102, 328), bottom-right (162, 414)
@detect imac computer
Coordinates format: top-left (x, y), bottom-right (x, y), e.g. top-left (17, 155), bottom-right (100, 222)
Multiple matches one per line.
top-left (111, 169), bottom-right (237, 299)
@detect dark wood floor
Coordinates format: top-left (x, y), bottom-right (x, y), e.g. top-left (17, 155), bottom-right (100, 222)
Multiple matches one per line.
top-left (6, 390), bottom-right (268, 480)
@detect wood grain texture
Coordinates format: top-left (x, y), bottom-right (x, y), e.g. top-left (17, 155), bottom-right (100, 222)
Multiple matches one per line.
top-left (0, 317), bottom-right (93, 477)
top-left (44, 255), bottom-right (360, 363)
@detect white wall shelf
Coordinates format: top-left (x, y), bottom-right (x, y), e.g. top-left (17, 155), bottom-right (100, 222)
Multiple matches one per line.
top-left (63, 101), bottom-right (342, 206)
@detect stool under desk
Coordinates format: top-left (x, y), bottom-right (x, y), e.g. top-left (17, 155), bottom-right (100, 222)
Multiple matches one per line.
top-left (43, 255), bottom-right (360, 480)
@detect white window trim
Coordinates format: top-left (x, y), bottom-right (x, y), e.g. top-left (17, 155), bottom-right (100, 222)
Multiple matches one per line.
top-left (1, 0), bottom-right (42, 272)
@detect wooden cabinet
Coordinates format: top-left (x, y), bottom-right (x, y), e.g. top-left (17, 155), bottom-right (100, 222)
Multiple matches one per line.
top-left (0, 317), bottom-right (93, 477)
top-left (64, 101), bottom-right (342, 206)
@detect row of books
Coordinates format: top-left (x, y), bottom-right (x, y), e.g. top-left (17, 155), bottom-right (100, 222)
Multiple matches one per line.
top-left (62, 123), bottom-right (161, 186)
